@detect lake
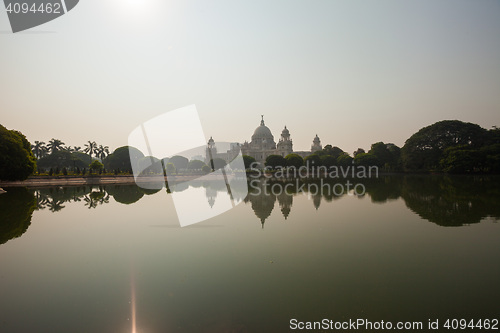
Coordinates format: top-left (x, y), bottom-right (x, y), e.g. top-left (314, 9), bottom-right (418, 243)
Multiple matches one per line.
top-left (0, 175), bottom-right (499, 332)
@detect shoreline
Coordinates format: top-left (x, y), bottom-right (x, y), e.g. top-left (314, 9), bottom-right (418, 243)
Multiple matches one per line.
top-left (1, 172), bottom-right (496, 189)
top-left (0, 174), bottom-right (243, 188)
top-left (0, 175), bottom-right (140, 187)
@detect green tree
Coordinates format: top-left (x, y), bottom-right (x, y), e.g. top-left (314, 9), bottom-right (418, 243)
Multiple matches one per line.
top-left (202, 165), bottom-right (211, 174)
top-left (96, 145), bottom-right (109, 160)
top-left (285, 153), bottom-right (304, 168)
top-left (440, 145), bottom-right (479, 173)
top-left (0, 125), bottom-right (37, 181)
top-left (89, 160), bottom-right (104, 174)
top-left (187, 159), bottom-right (207, 170)
top-left (401, 120), bottom-right (487, 172)
top-left (165, 163), bottom-right (176, 175)
top-left (104, 146), bottom-right (144, 173)
top-left (169, 155), bottom-right (189, 172)
top-left (243, 155), bottom-right (257, 169)
top-left (84, 141), bottom-right (97, 160)
top-left (47, 138), bottom-right (65, 154)
top-left (37, 151), bottom-right (89, 171)
top-left (31, 141), bottom-right (46, 159)
top-left (354, 152), bottom-right (380, 167)
top-left (337, 152), bottom-right (353, 167)
top-left (138, 156), bottom-right (162, 175)
top-left (368, 142), bottom-right (392, 167)
top-left (265, 155), bottom-right (287, 169)
top-left (353, 148), bottom-right (365, 157)
top-left (323, 145), bottom-right (344, 159)
top-left (480, 143), bottom-right (500, 173)
top-left (320, 155), bottom-right (337, 168)
top-left (304, 154), bottom-right (321, 169)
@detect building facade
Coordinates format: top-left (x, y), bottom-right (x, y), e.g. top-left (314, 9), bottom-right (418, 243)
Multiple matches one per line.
top-left (240, 116), bottom-right (322, 165)
top-left (206, 116), bottom-right (323, 166)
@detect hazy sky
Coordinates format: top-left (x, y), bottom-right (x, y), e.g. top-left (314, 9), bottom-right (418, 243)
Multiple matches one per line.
top-left (1, 0), bottom-right (499, 154)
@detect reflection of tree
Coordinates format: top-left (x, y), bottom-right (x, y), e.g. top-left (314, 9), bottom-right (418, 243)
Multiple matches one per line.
top-left (83, 191), bottom-right (110, 209)
top-left (243, 176), bottom-right (500, 228)
top-left (34, 186), bottom-right (93, 211)
top-left (0, 188), bottom-right (36, 245)
top-left (401, 176), bottom-right (500, 226)
top-left (170, 181), bottom-right (189, 193)
top-left (106, 185), bottom-right (144, 204)
top-left (139, 188), bottom-right (161, 196)
top-left (362, 177), bottom-right (403, 203)
top-left (47, 198), bottom-right (65, 212)
top-left (35, 190), bottom-right (49, 210)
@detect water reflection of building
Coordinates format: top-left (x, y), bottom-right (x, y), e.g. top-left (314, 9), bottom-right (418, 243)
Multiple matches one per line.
top-left (277, 190), bottom-right (293, 220)
top-left (205, 186), bottom-right (217, 208)
top-left (244, 182), bottom-right (276, 228)
top-left (312, 193), bottom-right (321, 210)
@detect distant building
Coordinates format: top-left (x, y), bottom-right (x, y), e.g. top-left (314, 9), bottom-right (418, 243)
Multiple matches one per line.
top-left (207, 115), bottom-right (323, 166)
top-left (205, 136), bottom-right (241, 165)
top-left (240, 116), bottom-right (321, 165)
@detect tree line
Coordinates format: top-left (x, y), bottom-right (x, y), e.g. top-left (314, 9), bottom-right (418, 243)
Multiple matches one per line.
top-left (1, 120), bottom-right (499, 181)
top-left (252, 120), bottom-right (500, 174)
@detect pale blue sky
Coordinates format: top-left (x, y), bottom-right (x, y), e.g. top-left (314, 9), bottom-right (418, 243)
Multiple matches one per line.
top-left (1, 0), bottom-right (499, 154)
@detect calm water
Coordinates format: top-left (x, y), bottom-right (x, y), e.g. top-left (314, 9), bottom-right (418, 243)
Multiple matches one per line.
top-left (0, 175), bottom-right (499, 333)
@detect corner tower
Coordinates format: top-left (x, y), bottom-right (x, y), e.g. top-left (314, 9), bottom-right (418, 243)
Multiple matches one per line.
top-left (277, 126), bottom-right (293, 157)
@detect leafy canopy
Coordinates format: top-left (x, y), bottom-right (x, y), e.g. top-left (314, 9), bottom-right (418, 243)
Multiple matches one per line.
top-left (0, 125), bottom-right (37, 181)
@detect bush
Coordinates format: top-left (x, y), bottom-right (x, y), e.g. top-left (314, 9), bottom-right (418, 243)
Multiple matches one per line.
top-left (89, 160), bottom-right (104, 174)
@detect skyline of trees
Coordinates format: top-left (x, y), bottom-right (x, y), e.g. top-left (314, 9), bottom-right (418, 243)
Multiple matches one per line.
top-left (2, 119), bottom-right (500, 181)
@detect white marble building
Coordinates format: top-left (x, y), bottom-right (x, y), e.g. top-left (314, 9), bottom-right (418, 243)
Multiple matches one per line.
top-left (240, 116), bottom-right (322, 165)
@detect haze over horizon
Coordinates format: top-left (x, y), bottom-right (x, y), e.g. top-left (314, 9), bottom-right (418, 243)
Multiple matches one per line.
top-left (1, 0), bottom-right (499, 155)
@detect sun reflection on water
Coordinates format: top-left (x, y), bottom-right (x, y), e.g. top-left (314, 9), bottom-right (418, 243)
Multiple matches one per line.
top-left (131, 269), bottom-right (137, 333)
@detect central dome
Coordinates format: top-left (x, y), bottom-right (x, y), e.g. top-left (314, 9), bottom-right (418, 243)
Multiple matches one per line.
top-left (253, 124), bottom-right (273, 138)
top-left (250, 116), bottom-right (276, 149)
top-left (251, 116), bottom-right (274, 141)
